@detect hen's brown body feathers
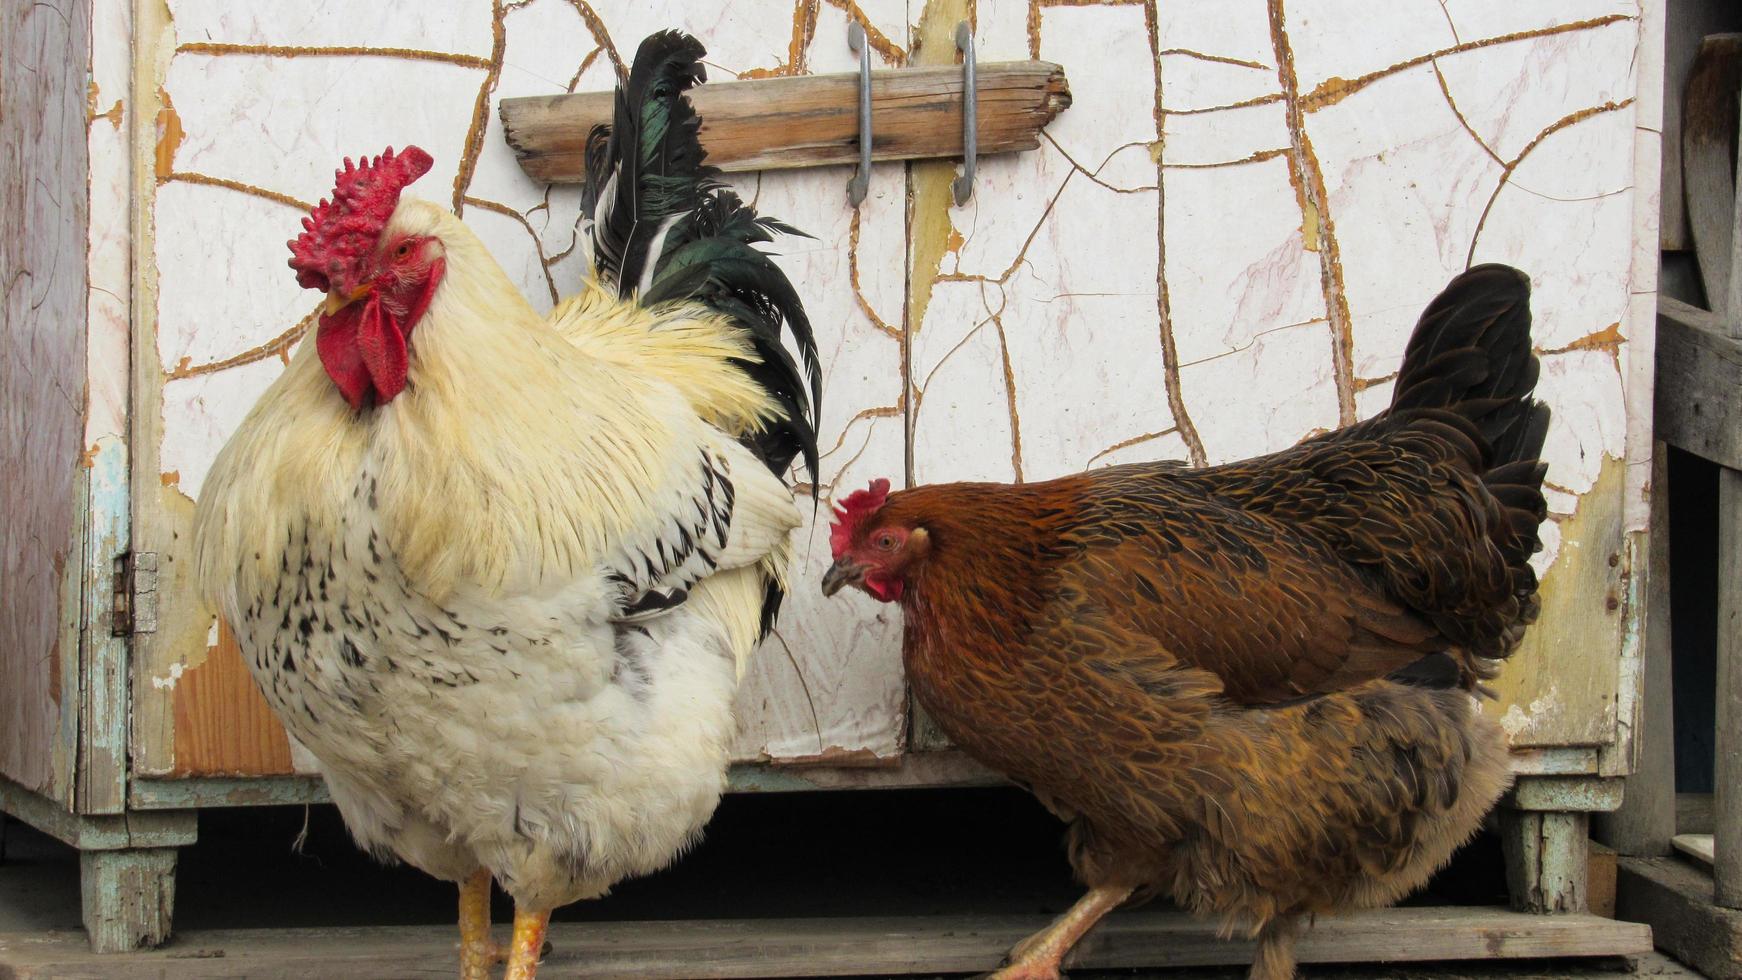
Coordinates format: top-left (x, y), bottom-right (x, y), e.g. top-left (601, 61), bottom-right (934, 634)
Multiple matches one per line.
top-left (831, 265), bottom-right (1550, 979)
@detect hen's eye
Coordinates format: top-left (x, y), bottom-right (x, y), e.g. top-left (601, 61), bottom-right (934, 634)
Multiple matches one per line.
top-left (395, 241), bottom-right (414, 259)
top-left (875, 532), bottom-right (899, 551)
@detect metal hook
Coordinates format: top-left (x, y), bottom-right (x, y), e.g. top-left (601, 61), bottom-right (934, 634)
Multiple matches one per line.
top-left (847, 22), bottom-right (872, 206)
top-left (952, 21), bottom-right (977, 206)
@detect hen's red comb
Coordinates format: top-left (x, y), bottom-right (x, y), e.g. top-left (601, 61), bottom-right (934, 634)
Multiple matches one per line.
top-left (829, 478), bottom-right (892, 558)
top-left (288, 146), bottom-right (434, 292)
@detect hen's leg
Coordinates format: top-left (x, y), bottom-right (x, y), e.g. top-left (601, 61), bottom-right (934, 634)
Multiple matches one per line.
top-left (458, 869), bottom-right (503, 980)
top-left (1248, 915), bottom-right (1300, 980)
top-left (990, 883), bottom-right (1133, 980)
top-left (502, 904), bottom-right (552, 980)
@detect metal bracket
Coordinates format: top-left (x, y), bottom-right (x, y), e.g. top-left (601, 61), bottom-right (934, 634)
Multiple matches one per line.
top-left (111, 551), bottom-right (159, 636)
top-left (952, 21), bottom-right (977, 206)
top-left (847, 22), bottom-right (873, 206)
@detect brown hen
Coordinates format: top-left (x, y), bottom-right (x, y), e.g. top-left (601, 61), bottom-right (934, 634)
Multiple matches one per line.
top-left (822, 265), bottom-right (1550, 980)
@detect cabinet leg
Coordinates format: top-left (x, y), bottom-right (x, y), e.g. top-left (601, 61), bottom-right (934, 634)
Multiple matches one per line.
top-left (79, 847), bottom-right (178, 952)
top-left (1503, 809), bottom-right (1589, 913)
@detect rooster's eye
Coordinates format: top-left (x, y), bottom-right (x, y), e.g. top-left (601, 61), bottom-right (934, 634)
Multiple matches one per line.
top-left (395, 240), bottom-right (414, 259)
top-left (875, 532), bottom-right (899, 551)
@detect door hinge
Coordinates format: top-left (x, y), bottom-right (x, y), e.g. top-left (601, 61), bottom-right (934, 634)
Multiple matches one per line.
top-left (111, 552), bottom-right (159, 637)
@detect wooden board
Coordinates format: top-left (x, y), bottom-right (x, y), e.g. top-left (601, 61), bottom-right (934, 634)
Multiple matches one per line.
top-left (1674, 834), bottom-right (1717, 867)
top-left (1617, 856), bottom-right (1742, 980)
top-left (501, 62), bottom-right (1071, 182)
top-left (0, 907), bottom-right (1653, 979)
top-left (0, 0), bottom-right (92, 805)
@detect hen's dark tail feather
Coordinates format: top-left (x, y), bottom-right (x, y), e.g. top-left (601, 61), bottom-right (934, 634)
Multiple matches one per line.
top-left (583, 30), bottom-right (823, 638)
top-left (582, 30), bottom-right (822, 494)
top-left (1388, 263), bottom-right (1553, 679)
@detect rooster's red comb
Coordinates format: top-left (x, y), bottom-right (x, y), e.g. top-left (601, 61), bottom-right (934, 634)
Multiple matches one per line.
top-left (288, 146), bottom-right (434, 292)
top-left (829, 478), bottom-right (892, 558)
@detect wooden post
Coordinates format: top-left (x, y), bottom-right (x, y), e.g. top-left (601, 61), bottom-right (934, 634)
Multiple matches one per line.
top-left (79, 848), bottom-right (177, 953)
top-left (1677, 34), bottom-right (1742, 913)
top-left (1720, 462), bottom-right (1742, 907)
top-left (1503, 810), bottom-right (1590, 914)
top-left (1595, 446), bottom-right (1678, 856)
top-left (1713, 85), bottom-right (1742, 912)
top-left (1501, 779), bottom-right (1621, 914)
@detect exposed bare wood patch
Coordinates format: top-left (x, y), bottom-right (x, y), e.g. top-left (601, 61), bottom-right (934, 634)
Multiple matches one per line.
top-left (171, 621), bottom-right (295, 776)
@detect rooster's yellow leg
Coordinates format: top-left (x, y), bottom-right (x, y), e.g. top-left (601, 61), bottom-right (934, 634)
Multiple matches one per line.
top-left (458, 869), bottom-right (503, 980)
top-left (990, 883), bottom-right (1134, 980)
top-left (502, 903), bottom-right (552, 980)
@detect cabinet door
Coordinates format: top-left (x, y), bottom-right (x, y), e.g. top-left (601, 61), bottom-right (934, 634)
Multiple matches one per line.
top-left (130, 0), bottom-right (911, 776)
top-left (1, 0), bottom-right (96, 808)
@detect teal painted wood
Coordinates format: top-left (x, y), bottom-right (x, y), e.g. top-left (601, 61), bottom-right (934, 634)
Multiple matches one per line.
top-left (0, 773), bottom-right (195, 850)
top-left (125, 754), bottom-right (1002, 810)
top-left (1503, 810), bottom-right (1591, 914)
top-left (1510, 777), bottom-right (1627, 813)
top-left (80, 433), bottom-right (131, 817)
top-left (130, 775), bottom-right (329, 810)
top-left (52, 468), bottom-right (88, 809)
top-left (80, 848), bottom-right (177, 953)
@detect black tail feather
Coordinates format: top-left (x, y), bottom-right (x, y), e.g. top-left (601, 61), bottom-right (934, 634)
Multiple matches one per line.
top-left (1390, 264), bottom-right (1552, 682)
top-left (1389, 264), bottom-right (1550, 476)
top-left (583, 30), bottom-right (822, 492)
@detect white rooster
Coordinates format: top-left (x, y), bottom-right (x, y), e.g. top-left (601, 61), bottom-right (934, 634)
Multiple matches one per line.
top-left (193, 31), bottom-right (820, 979)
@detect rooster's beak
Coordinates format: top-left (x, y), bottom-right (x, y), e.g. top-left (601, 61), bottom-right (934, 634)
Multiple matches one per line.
top-left (821, 558), bottom-right (868, 597)
top-left (322, 283), bottom-right (373, 316)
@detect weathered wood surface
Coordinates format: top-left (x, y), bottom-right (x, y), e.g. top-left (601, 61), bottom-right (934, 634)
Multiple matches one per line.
top-left (1510, 777), bottom-right (1625, 813)
top-left (1717, 462), bottom-right (1742, 909)
top-left (167, 623), bottom-right (295, 776)
top-left (124, 753), bottom-right (1001, 810)
top-left (1504, 810), bottom-right (1591, 914)
top-left (0, 0), bottom-right (90, 807)
top-left (1680, 792), bottom-right (1716, 834)
top-left (1676, 833), bottom-right (1717, 867)
top-left (0, 908), bottom-right (1653, 978)
top-left (1681, 45), bottom-right (1742, 910)
top-left (501, 62), bottom-right (1071, 182)
top-left (0, 774), bottom-right (196, 851)
top-left (79, 849), bottom-right (178, 954)
top-left (1595, 447), bottom-right (1678, 856)
top-left (1656, 298), bottom-right (1742, 469)
top-left (1617, 856), bottom-right (1742, 979)
top-left (1682, 35), bottom-right (1740, 305)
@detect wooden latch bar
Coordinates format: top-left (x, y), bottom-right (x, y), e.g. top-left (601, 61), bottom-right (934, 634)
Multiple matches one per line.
top-left (499, 61), bottom-right (1071, 183)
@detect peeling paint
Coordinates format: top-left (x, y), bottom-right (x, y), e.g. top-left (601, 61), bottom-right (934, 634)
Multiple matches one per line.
top-left (150, 662), bottom-right (186, 691)
top-left (153, 87), bottom-right (183, 180)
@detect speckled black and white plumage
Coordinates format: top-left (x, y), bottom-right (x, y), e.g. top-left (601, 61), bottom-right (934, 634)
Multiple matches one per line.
top-left (193, 33), bottom-right (821, 923)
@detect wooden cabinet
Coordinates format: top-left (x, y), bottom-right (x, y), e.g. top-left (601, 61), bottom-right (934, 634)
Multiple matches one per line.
top-left (2, 0), bottom-right (1663, 952)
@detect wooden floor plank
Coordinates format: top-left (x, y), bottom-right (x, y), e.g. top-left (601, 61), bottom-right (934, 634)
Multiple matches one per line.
top-left (1674, 833), bottom-right (1717, 868)
top-left (0, 906), bottom-right (1652, 979)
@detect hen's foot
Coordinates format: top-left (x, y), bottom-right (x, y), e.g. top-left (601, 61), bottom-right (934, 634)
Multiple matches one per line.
top-left (502, 905), bottom-right (552, 980)
top-left (458, 869), bottom-right (503, 980)
top-left (988, 883), bottom-right (1135, 980)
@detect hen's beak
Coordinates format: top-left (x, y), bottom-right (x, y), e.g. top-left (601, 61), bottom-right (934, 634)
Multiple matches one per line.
top-left (322, 283), bottom-right (372, 316)
top-left (821, 558), bottom-right (868, 597)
